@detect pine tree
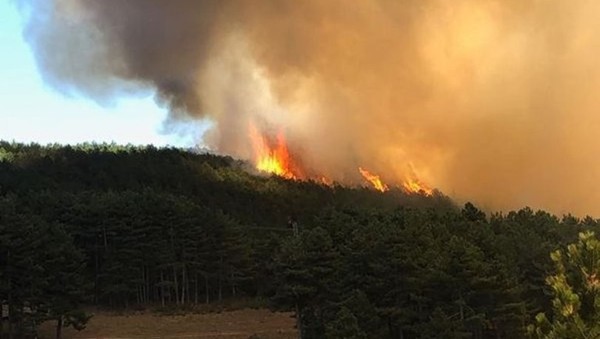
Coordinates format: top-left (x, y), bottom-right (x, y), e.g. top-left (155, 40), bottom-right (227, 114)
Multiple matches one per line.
top-left (324, 307), bottom-right (366, 339)
top-left (39, 223), bottom-right (91, 339)
top-left (529, 231), bottom-right (600, 338)
top-left (274, 227), bottom-right (338, 338)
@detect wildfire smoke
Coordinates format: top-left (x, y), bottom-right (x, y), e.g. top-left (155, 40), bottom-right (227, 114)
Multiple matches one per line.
top-left (17, 0), bottom-right (600, 215)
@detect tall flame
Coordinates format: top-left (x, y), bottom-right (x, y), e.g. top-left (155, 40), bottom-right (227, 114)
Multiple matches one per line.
top-left (402, 179), bottom-right (434, 196)
top-left (402, 164), bottom-right (434, 196)
top-left (358, 167), bottom-right (389, 192)
top-left (249, 124), bottom-right (297, 179)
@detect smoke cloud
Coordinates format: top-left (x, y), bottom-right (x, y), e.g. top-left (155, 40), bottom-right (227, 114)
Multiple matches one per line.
top-left (17, 0), bottom-right (600, 216)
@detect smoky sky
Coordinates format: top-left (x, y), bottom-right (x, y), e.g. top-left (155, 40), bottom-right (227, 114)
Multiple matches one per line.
top-left (18, 0), bottom-right (600, 216)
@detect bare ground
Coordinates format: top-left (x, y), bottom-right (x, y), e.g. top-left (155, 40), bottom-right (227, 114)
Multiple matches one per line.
top-left (37, 309), bottom-right (297, 339)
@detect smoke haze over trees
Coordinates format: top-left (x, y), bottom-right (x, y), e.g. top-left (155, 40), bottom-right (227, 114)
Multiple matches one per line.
top-left (14, 0), bottom-right (600, 216)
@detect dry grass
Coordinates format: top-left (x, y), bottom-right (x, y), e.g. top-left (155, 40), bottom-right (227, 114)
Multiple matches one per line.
top-left (37, 309), bottom-right (297, 339)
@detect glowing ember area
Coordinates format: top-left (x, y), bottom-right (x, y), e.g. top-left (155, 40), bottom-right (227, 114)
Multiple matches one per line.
top-left (402, 178), bottom-right (434, 196)
top-left (249, 124), bottom-right (297, 179)
top-left (358, 167), bottom-right (389, 192)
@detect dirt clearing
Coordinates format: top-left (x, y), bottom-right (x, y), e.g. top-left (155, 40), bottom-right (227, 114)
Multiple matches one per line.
top-left (37, 309), bottom-right (297, 339)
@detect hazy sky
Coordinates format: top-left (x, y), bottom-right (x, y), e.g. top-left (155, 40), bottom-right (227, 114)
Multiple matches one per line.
top-left (0, 1), bottom-right (199, 146)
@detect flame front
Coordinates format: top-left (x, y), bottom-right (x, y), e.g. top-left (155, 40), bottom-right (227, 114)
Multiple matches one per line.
top-left (402, 164), bottom-right (433, 196)
top-left (249, 124), bottom-right (296, 179)
top-left (249, 124), bottom-right (433, 194)
top-left (402, 178), bottom-right (433, 196)
top-left (358, 167), bottom-right (389, 192)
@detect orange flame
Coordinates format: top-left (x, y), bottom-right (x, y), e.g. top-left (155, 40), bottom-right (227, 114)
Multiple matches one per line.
top-left (358, 167), bottom-right (389, 192)
top-left (402, 178), bottom-right (433, 196)
top-left (248, 124), bottom-right (434, 195)
top-left (402, 164), bottom-right (433, 196)
top-left (249, 124), bottom-right (297, 179)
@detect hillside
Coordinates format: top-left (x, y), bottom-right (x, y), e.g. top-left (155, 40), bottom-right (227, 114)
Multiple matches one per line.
top-left (0, 141), bottom-right (454, 228)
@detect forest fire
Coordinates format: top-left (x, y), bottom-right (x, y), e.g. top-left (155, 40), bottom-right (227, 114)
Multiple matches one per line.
top-left (402, 178), bottom-right (433, 196)
top-left (249, 125), bottom-right (433, 195)
top-left (402, 164), bottom-right (434, 196)
top-left (358, 166), bottom-right (434, 196)
top-left (358, 167), bottom-right (389, 192)
top-left (249, 124), bottom-right (297, 179)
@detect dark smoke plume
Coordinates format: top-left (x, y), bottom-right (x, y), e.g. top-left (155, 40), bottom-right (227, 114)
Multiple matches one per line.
top-left (17, 0), bottom-right (600, 216)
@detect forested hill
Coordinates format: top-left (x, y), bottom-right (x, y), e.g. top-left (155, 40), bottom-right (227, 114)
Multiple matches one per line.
top-left (0, 141), bottom-right (454, 229)
top-left (2, 141), bottom-right (600, 339)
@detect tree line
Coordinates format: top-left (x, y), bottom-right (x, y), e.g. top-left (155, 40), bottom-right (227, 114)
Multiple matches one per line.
top-left (0, 141), bottom-right (598, 338)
